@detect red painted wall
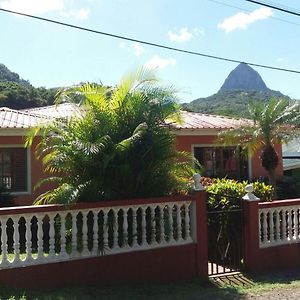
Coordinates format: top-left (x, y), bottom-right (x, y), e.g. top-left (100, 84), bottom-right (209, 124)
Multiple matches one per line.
top-left (0, 245), bottom-right (198, 289)
top-left (0, 192), bottom-right (208, 288)
top-left (175, 135), bottom-right (283, 180)
top-left (0, 136), bottom-right (50, 206)
top-left (244, 199), bottom-right (300, 273)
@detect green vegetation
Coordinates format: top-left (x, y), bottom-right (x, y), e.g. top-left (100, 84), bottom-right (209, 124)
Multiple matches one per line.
top-left (0, 64), bottom-right (57, 109)
top-left (218, 98), bottom-right (300, 198)
top-left (201, 177), bottom-right (273, 210)
top-left (27, 68), bottom-right (195, 205)
top-left (182, 90), bottom-right (291, 118)
top-left (2, 270), bottom-right (300, 299)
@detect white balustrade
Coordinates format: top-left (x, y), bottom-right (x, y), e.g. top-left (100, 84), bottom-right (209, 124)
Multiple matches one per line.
top-left (259, 205), bottom-right (300, 248)
top-left (0, 199), bottom-right (194, 269)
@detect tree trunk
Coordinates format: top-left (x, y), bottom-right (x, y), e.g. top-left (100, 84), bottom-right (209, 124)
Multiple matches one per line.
top-left (268, 168), bottom-right (277, 200)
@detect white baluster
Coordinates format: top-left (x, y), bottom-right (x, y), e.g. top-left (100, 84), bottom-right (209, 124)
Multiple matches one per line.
top-left (176, 204), bottom-right (183, 241)
top-left (92, 211), bottom-right (99, 255)
top-left (262, 211), bottom-right (268, 243)
top-left (112, 209), bottom-right (119, 251)
top-left (132, 207), bottom-right (138, 247)
top-left (259, 212), bottom-right (262, 246)
top-left (123, 209), bottom-right (128, 248)
top-left (12, 216), bottom-right (20, 264)
top-left (37, 215), bottom-right (43, 260)
top-left (150, 206), bottom-right (156, 245)
top-left (71, 212), bottom-right (78, 256)
top-left (281, 210), bottom-right (287, 241)
top-left (269, 210), bottom-right (274, 243)
top-left (1, 218), bottom-right (8, 266)
top-left (275, 210), bottom-right (280, 241)
top-left (295, 209), bottom-right (299, 240)
top-left (25, 216), bottom-right (32, 263)
top-left (103, 210), bottom-right (109, 250)
top-left (159, 205), bottom-right (165, 244)
top-left (60, 213), bottom-right (67, 258)
top-left (184, 203), bottom-right (191, 241)
top-left (48, 214), bottom-right (56, 258)
top-left (141, 207), bottom-right (146, 246)
top-left (168, 205), bottom-right (174, 243)
top-left (81, 211), bottom-right (89, 256)
top-left (287, 209), bottom-right (293, 240)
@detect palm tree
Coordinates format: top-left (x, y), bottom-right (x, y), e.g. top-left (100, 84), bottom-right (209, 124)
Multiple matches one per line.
top-left (26, 68), bottom-right (194, 205)
top-left (218, 98), bottom-right (300, 198)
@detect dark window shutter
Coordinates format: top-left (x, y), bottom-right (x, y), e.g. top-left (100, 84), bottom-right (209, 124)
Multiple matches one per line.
top-left (13, 148), bottom-right (27, 192)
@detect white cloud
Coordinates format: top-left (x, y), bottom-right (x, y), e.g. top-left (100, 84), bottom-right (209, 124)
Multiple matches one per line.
top-left (0, 0), bottom-right (64, 14)
top-left (168, 27), bottom-right (193, 43)
top-left (144, 55), bottom-right (176, 70)
top-left (218, 7), bottom-right (273, 33)
top-left (277, 57), bottom-right (286, 63)
top-left (0, 0), bottom-right (90, 20)
top-left (61, 8), bottom-right (90, 20)
top-left (118, 41), bottom-right (126, 49)
top-left (132, 42), bottom-right (145, 57)
top-left (193, 27), bottom-right (205, 36)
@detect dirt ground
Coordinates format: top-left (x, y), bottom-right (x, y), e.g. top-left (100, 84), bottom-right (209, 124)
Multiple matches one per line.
top-left (245, 287), bottom-right (300, 299)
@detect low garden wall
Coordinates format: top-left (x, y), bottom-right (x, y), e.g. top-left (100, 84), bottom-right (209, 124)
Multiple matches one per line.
top-left (244, 197), bottom-right (300, 272)
top-left (0, 191), bottom-right (208, 288)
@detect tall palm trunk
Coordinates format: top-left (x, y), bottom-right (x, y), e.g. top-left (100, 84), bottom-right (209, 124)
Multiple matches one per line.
top-left (268, 168), bottom-right (277, 199)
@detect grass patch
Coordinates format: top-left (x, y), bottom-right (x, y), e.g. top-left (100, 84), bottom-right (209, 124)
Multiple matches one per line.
top-left (1, 270), bottom-right (300, 299)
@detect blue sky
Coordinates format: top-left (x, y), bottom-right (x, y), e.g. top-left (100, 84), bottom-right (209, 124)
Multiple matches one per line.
top-left (0, 0), bottom-right (300, 102)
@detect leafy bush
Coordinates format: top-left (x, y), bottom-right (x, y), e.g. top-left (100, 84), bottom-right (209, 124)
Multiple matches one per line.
top-left (202, 177), bottom-right (273, 210)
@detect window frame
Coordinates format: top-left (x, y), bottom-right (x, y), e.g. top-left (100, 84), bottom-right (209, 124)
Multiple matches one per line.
top-left (191, 144), bottom-right (252, 180)
top-left (0, 145), bottom-right (31, 195)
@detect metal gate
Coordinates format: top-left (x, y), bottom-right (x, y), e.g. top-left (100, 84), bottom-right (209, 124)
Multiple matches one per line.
top-left (207, 193), bottom-right (245, 276)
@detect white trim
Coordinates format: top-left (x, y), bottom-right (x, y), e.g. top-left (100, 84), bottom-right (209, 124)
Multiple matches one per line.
top-left (0, 129), bottom-right (29, 136)
top-left (0, 144), bottom-right (31, 195)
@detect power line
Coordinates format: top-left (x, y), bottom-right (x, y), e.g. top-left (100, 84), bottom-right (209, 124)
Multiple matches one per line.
top-left (0, 7), bottom-right (300, 74)
top-left (208, 0), bottom-right (300, 26)
top-left (244, 0), bottom-right (300, 17)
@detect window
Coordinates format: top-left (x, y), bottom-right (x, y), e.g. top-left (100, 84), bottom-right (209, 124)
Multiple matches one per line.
top-left (0, 148), bottom-right (28, 192)
top-left (193, 146), bottom-right (248, 180)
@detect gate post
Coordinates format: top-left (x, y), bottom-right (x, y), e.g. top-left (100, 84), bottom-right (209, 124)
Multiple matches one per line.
top-left (243, 184), bottom-right (260, 273)
top-left (191, 173), bottom-right (208, 278)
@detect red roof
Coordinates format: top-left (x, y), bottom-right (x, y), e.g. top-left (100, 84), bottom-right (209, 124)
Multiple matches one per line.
top-left (0, 107), bottom-right (49, 128)
top-left (171, 111), bottom-right (251, 130)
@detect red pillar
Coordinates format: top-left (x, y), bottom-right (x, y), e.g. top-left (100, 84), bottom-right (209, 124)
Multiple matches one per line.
top-left (243, 199), bottom-right (260, 272)
top-left (194, 190), bottom-right (208, 278)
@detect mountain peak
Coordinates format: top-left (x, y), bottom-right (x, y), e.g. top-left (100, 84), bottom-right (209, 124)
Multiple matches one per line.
top-left (219, 63), bottom-right (269, 92)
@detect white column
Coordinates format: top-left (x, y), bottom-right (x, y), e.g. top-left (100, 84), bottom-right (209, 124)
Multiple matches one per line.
top-left (168, 205), bottom-right (174, 242)
top-left (92, 210), bottom-right (99, 255)
top-left (141, 207), bottom-right (147, 246)
top-left (25, 215), bottom-right (32, 262)
top-left (71, 212), bottom-right (78, 256)
top-left (176, 204), bottom-right (182, 241)
top-left (37, 215), bottom-right (44, 260)
top-left (82, 211), bottom-right (89, 256)
top-left (159, 205), bottom-right (165, 244)
top-left (132, 207), bottom-right (138, 247)
top-left (60, 213), bottom-right (67, 257)
top-left (12, 216), bottom-right (20, 264)
top-left (1, 218), bottom-right (8, 265)
top-left (48, 214), bottom-right (56, 258)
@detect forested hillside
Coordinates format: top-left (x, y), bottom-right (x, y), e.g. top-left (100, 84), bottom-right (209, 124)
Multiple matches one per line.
top-left (0, 64), bottom-right (56, 109)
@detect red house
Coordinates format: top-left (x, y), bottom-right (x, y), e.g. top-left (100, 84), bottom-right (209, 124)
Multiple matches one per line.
top-left (0, 105), bottom-right (283, 206)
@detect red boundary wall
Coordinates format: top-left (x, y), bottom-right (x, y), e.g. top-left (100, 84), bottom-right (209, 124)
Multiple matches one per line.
top-left (244, 198), bottom-right (300, 273)
top-left (0, 191), bottom-right (208, 289)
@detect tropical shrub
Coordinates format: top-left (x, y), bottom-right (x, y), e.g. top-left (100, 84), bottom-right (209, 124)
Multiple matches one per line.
top-left (27, 68), bottom-right (196, 205)
top-left (204, 177), bottom-right (273, 210)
